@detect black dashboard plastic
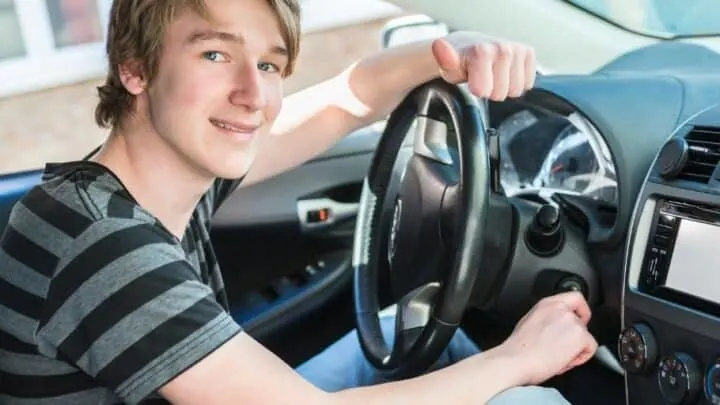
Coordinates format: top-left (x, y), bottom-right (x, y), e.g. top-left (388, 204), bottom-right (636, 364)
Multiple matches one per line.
top-left (621, 90), bottom-right (720, 404)
top-left (494, 44), bottom-right (720, 318)
top-left (529, 42), bottom-right (720, 249)
top-left (529, 75), bottom-right (684, 247)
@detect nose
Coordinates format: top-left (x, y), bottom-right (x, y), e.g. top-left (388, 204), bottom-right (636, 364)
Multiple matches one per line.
top-left (229, 61), bottom-right (266, 112)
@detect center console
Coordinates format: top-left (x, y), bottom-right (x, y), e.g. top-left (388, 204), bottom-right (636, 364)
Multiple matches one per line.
top-left (622, 111), bottom-right (720, 405)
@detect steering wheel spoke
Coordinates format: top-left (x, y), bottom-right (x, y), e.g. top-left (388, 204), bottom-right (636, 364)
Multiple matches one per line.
top-left (408, 153), bottom-right (459, 192)
top-left (395, 282), bottom-right (439, 331)
top-left (390, 282), bottom-right (441, 359)
top-left (413, 116), bottom-right (454, 166)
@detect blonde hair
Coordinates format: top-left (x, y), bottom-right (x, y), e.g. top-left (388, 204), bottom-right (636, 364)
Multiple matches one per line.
top-left (95, 0), bottom-right (301, 129)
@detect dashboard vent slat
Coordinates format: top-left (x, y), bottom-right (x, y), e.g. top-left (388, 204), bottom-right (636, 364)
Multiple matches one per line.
top-left (678, 126), bottom-right (720, 183)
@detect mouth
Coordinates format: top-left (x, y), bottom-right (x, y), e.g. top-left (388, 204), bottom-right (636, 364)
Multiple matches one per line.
top-left (209, 118), bottom-right (261, 140)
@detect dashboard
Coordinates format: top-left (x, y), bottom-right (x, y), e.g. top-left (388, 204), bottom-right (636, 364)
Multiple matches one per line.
top-left (480, 41), bottom-right (720, 405)
top-left (622, 106), bottom-right (720, 405)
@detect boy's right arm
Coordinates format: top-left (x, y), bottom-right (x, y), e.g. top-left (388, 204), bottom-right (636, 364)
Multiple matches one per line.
top-left (41, 218), bottom-right (594, 405)
top-left (160, 292), bottom-right (597, 405)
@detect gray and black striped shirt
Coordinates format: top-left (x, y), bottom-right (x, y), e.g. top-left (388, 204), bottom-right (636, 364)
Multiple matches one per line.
top-left (0, 161), bottom-right (243, 404)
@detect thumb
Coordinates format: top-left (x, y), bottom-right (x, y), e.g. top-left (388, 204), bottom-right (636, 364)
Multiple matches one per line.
top-left (431, 38), bottom-right (466, 83)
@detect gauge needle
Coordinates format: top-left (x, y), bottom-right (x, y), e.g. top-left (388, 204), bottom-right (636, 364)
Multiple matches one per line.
top-left (551, 163), bottom-right (564, 173)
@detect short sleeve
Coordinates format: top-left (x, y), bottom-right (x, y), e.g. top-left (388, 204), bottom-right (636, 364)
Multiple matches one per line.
top-left (36, 219), bottom-right (242, 404)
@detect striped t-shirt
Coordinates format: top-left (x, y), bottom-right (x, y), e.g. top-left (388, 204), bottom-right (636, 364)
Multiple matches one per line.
top-left (0, 161), bottom-right (244, 404)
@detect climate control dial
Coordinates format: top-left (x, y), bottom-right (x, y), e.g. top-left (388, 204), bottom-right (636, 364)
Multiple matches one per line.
top-left (618, 323), bottom-right (658, 374)
top-left (705, 358), bottom-right (720, 404)
top-left (658, 352), bottom-right (702, 405)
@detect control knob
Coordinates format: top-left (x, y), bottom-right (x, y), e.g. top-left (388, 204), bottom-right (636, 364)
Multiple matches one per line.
top-left (525, 204), bottom-right (564, 256)
top-left (658, 352), bottom-right (702, 405)
top-left (618, 323), bottom-right (658, 374)
top-left (705, 358), bottom-right (720, 404)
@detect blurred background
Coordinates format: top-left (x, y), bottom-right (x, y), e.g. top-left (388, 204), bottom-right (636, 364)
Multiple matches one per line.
top-left (3, 0), bottom-right (718, 175)
top-left (0, 0), bottom-right (403, 173)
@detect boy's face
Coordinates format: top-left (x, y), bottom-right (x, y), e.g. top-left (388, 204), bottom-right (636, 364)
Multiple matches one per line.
top-left (123, 0), bottom-right (288, 180)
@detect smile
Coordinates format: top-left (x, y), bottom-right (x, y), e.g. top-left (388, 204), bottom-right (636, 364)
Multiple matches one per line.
top-left (209, 118), bottom-right (261, 135)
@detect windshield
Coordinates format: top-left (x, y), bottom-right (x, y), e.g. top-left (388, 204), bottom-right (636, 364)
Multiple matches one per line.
top-left (567, 0), bottom-right (720, 37)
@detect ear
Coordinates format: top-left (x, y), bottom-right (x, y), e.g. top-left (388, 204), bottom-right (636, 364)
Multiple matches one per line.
top-left (118, 60), bottom-right (148, 95)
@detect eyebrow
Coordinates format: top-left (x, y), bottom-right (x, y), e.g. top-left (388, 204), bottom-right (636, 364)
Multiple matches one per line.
top-left (185, 30), bottom-right (288, 57)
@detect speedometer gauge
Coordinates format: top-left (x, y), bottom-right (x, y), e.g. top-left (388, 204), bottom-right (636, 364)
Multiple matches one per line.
top-left (496, 109), bottom-right (539, 194)
top-left (540, 126), bottom-right (598, 190)
top-left (532, 115), bottom-right (617, 204)
top-left (495, 104), bottom-right (617, 206)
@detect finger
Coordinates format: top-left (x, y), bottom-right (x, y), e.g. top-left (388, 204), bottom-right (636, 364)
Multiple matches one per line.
top-left (490, 42), bottom-right (512, 101)
top-left (524, 46), bottom-right (537, 90)
top-left (567, 336), bottom-right (599, 369)
top-left (465, 43), bottom-right (494, 98)
top-left (546, 291), bottom-right (591, 324)
top-left (509, 45), bottom-right (526, 98)
top-left (557, 334), bottom-right (597, 375)
top-left (432, 38), bottom-right (465, 83)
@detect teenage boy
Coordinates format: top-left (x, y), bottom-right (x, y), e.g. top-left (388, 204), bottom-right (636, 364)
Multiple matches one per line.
top-left (0, 1), bottom-right (597, 404)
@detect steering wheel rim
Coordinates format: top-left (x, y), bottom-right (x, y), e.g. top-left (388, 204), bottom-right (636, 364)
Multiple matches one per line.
top-left (352, 78), bottom-right (491, 379)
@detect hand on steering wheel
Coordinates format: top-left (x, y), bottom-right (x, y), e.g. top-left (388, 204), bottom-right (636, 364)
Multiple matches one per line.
top-left (433, 32), bottom-right (536, 101)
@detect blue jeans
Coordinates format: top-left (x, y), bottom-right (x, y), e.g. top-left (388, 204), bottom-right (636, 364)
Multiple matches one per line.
top-left (296, 316), bottom-right (571, 404)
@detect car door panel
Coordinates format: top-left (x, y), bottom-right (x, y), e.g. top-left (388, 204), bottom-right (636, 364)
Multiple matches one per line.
top-left (212, 153), bottom-right (371, 229)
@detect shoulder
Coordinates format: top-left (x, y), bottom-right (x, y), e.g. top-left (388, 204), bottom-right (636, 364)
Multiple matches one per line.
top-left (2, 164), bottom-right (182, 290)
top-left (43, 161), bottom-right (156, 222)
top-left (10, 162), bottom-right (157, 235)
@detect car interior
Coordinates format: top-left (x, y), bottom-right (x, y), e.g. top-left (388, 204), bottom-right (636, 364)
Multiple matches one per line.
top-left (4, 2), bottom-right (720, 405)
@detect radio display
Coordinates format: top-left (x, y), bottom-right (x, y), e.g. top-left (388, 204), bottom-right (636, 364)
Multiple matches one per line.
top-left (664, 218), bottom-right (720, 304)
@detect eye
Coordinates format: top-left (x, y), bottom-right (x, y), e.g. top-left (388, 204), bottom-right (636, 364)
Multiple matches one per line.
top-left (258, 62), bottom-right (280, 73)
top-left (202, 51), bottom-right (227, 62)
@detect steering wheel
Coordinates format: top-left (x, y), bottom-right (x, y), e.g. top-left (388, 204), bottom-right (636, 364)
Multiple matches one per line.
top-left (352, 78), bottom-right (491, 379)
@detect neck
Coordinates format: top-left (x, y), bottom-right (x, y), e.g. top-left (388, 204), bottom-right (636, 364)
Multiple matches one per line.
top-left (92, 119), bottom-right (214, 239)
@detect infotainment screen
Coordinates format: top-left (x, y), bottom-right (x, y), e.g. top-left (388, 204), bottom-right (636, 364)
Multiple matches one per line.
top-left (664, 218), bottom-right (720, 304)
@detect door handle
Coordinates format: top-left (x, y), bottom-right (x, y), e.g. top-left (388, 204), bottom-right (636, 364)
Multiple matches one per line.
top-left (297, 198), bottom-right (359, 231)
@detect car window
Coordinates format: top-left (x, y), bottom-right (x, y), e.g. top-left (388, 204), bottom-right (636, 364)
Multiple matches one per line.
top-left (0, 0), bottom-right (25, 60)
top-left (567, 0), bottom-right (720, 37)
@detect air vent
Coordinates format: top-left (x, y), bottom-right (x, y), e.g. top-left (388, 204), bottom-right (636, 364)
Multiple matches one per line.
top-left (678, 126), bottom-right (720, 183)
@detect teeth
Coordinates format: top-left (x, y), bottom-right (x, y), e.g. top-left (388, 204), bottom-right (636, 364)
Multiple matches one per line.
top-left (213, 119), bottom-right (253, 133)
top-left (216, 121), bottom-right (237, 131)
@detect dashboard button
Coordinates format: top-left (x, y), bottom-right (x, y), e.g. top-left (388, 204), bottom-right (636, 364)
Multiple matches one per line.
top-left (658, 352), bottom-right (702, 405)
top-left (618, 323), bottom-right (658, 374)
top-left (658, 213), bottom-right (677, 228)
top-left (653, 234), bottom-right (671, 249)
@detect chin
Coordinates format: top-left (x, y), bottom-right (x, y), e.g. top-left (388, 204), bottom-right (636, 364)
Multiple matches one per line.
top-left (206, 152), bottom-right (256, 180)
top-left (196, 140), bottom-right (259, 180)
top-left (207, 160), bottom-right (253, 180)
